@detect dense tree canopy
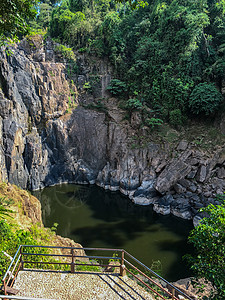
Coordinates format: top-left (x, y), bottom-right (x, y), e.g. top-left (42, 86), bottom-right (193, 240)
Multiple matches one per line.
top-left (42, 0), bottom-right (225, 125)
top-left (1, 0), bottom-right (225, 122)
top-left (0, 0), bottom-right (37, 44)
top-left (187, 196), bottom-right (225, 299)
top-left (0, 1), bottom-right (225, 295)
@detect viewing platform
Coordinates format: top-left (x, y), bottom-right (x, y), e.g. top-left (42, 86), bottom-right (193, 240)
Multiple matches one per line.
top-left (1, 245), bottom-right (193, 300)
top-left (13, 270), bottom-right (154, 300)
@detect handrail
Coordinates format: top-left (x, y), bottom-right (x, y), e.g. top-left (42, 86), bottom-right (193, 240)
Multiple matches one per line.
top-left (124, 259), bottom-right (170, 296)
top-left (22, 245), bottom-right (123, 251)
top-left (125, 250), bottom-right (169, 283)
top-left (3, 246), bottom-right (21, 281)
top-left (21, 253), bottom-right (121, 261)
top-left (123, 250), bottom-right (192, 300)
top-left (2, 245), bottom-right (193, 300)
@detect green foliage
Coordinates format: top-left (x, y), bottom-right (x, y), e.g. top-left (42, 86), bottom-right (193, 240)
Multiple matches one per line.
top-left (46, 0), bottom-right (225, 123)
top-left (0, 219), bottom-right (66, 278)
top-left (5, 0), bottom-right (225, 124)
top-left (48, 70), bottom-right (55, 77)
top-left (186, 196), bottom-right (225, 299)
top-left (145, 118), bottom-right (163, 129)
top-left (189, 83), bottom-right (223, 115)
top-left (78, 47), bottom-right (87, 53)
top-left (0, 184), bottom-right (73, 279)
top-left (116, 0), bottom-right (148, 10)
top-left (108, 253), bottom-right (118, 264)
top-left (0, 219), bottom-right (38, 278)
top-left (83, 81), bottom-right (92, 90)
top-left (75, 260), bottom-right (102, 272)
top-left (106, 79), bottom-right (127, 96)
top-left (169, 109), bottom-right (183, 128)
top-left (51, 222), bottom-right (58, 232)
top-left (28, 29), bottom-right (46, 37)
top-left (36, 2), bottom-right (53, 29)
top-left (49, 0), bottom-right (104, 50)
top-left (67, 63), bottom-right (79, 77)
top-left (0, 0), bottom-right (37, 45)
top-left (54, 44), bottom-right (76, 62)
top-left (70, 0), bottom-right (89, 12)
top-left (125, 98), bottom-right (143, 110)
top-left (66, 95), bottom-right (77, 114)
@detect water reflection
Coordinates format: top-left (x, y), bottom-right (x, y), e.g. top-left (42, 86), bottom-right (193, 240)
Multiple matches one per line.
top-left (33, 184), bottom-right (194, 281)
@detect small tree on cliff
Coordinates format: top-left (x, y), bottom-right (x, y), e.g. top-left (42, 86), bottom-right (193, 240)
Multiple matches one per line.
top-left (186, 195), bottom-right (225, 299)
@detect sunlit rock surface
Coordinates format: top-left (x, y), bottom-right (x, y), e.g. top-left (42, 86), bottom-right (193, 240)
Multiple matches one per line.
top-left (0, 35), bottom-right (225, 222)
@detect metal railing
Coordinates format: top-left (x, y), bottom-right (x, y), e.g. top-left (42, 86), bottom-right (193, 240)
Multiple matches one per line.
top-left (2, 246), bottom-right (22, 296)
top-left (2, 245), bottom-right (193, 300)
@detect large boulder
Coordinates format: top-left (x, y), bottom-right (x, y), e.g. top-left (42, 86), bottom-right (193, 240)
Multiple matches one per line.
top-left (155, 156), bottom-right (192, 194)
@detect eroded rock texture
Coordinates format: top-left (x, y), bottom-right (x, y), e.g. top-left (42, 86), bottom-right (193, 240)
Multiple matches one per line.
top-left (1, 35), bottom-right (225, 222)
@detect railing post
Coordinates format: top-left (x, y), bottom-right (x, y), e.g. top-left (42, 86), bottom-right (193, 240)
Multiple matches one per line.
top-left (171, 287), bottom-right (175, 300)
top-left (120, 250), bottom-right (126, 277)
top-left (71, 248), bottom-right (75, 273)
top-left (3, 279), bottom-right (7, 296)
top-left (20, 247), bottom-right (23, 271)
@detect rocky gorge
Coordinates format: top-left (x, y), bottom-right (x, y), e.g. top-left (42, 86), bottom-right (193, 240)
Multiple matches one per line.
top-left (1, 35), bottom-right (225, 225)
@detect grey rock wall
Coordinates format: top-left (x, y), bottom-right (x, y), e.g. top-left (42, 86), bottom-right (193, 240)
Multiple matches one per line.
top-left (0, 36), bottom-right (225, 223)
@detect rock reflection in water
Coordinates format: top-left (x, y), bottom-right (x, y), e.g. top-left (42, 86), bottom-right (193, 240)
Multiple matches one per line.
top-left (33, 184), bottom-right (194, 281)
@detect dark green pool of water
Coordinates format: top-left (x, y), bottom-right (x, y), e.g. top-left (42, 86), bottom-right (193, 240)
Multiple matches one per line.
top-left (33, 184), bottom-right (194, 281)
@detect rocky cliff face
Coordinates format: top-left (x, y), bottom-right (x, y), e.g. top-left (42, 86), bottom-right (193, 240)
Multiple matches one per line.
top-left (0, 35), bottom-right (225, 223)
